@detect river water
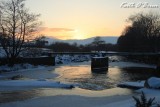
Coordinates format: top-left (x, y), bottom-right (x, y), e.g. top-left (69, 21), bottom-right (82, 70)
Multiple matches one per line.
top-left (0, 59), bottom-right (159, 104)
top-left (54, 61), bottom-right (158, 90)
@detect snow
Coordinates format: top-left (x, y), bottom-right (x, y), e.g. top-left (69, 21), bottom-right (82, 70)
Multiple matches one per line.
top-left (0, 64), bottom-right (51, 80)
top-left (117, 77), bottom-right (160, 90)
top-left (0, 69), bottom-right (160, 107)
top-left (55, 55), bottom-right (156, 69)
top-left (0, 66), bottom-right (57, 80)
top-left (0, 75), bottom-right (8, 80)
top-left (0, 63), bottom-right (75, 90)
top-left (117, 77), bottom-right (160, 89)
top-left (0, 80), bottom-right (74, 89)
top-left (0, 55), bottom-right (159, 107)
top-left (55, 55), bottom-right (91, 64)
top-left (146, 77), bottom-right (160, 89)
top-left (1, 90), bottom-right (159, 107)
top-left (116, 78), bottom-right (160, 106)
top-left (0, 63), bottom-right (41, 72)
top-left (136, 88), bottom-right (160, 105)
top-left (0, 47), bottom-right (6, 57)
top-left (136, 88), bottom-right (160, 96)
top-left (118, 81), bottom-right (145, 89)
top-left (100, 99), bottom-right (133, 107)
top-left (102, 87), bottom-right (160, 107)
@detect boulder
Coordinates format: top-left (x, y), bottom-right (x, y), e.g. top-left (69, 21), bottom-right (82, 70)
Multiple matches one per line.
top-left (144, 77), bottom-right (160, 89)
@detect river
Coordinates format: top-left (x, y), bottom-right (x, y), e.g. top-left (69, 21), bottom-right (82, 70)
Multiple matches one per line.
top-left (0, 59), bottom-right (159, 104)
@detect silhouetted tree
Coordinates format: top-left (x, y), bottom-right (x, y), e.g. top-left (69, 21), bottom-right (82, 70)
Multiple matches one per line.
top-left (50, 42), bottom-right (80, 52)
top-left (117, 12), bottom-right (160, 52)
top-left (0, 0), bottom-right (40, 65)
top-left (48, 37), bottom-right (117, 52)
top-left (35, 36), bottom-right (48, 47)
top-left (91, 36), bottom-right (106, 51)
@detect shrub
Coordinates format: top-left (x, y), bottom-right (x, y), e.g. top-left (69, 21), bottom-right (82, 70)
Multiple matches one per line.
top-left (132, 92), bottom-right (156, 107)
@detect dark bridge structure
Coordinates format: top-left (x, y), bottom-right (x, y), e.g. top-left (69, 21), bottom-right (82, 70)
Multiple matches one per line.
top-left (48, 52), bottom-right (160, 71)
top-left (49, 52), bottom-right (160, 56)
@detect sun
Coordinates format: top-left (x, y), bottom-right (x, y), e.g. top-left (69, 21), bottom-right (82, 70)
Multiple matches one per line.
top-left (73, 29), bottom-right (86, 40)
top-left (74, 35), bottom-right (85, 40)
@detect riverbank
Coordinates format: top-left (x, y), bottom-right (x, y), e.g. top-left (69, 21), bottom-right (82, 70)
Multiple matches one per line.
top-left (0, 87), bottom-right (160, 107)
top-left (0, 65), bottom-right (57, 80)
top-left (0, 94), bottom-right (133, 107)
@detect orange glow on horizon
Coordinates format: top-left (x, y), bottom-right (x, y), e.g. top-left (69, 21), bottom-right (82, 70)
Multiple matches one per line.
top-left (26, 0), bottom-right (159, 40)
top-left (37, 26), bottom-right (122, 40)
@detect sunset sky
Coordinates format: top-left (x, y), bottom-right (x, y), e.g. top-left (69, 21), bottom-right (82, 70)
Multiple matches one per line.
top-left (26, 0), bottom-right (159, 40)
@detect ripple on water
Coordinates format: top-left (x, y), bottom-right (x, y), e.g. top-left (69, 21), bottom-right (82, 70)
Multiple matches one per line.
top-left (54, 63), bottom-right (158, 90)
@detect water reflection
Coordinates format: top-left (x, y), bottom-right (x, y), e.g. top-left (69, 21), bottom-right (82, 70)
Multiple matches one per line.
top-left (121, 67), bottom-right (160, 81)
top-left (0, 90), bottom-right (40, 103)
top-left (0, 87), bottom-right (133, 104)
top-left (55, 63), bottom-right (158, 90)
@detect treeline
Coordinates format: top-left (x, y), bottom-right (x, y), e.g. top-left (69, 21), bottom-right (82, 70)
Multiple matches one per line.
top-left (48, 42), bottom-right (117, 52)
top-left (34, 36), bottom-right (118, 52)
top-left (117, 12), bottom-right (160, 52)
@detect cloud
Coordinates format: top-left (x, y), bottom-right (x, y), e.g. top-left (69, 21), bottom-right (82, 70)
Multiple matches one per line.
top-left (36, 27), bottom-right (76, 40)
top-left (38, 27), bottom-right (75, 32)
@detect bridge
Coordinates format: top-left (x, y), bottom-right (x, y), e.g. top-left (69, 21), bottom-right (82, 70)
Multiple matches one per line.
top-left (47, 52), bottom-right (160, 71)
top-left (48, 52), bottom-right (160, 56)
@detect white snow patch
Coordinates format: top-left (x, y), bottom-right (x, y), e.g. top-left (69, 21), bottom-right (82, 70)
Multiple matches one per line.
top-left (147, 77), bottom-right (160, 89)
top-left (100, 99), bottom-right (134, 107)
top-left (0, 80), bottom-right (74, 89)
top-left (136, 88), bottom-right (160, 104)
top-left (136, 88), bottom-right (160, 95)
top-left (0, 63), bottom-right (41, 72)
top-left (55, 55), bottom-right (91, 64)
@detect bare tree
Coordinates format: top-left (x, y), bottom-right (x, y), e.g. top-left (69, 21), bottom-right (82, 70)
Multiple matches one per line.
top-left (118, 12), bottom-right (160, 52)
top-left (0, 0), bottom-right (40, 65)
top-left (91, 36), bottom-right (106, 51)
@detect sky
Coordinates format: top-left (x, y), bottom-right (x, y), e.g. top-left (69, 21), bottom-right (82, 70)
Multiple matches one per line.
top-left (26, 0), bottom-right (160, 40)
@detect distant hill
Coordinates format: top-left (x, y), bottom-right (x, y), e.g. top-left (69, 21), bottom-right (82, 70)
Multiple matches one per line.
top-left (45, 36), bottom-right (118, 45)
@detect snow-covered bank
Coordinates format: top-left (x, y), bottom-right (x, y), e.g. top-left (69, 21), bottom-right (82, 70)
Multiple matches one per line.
top-left (1, 88), bottom-right (160, 107)
top-left (55, 55), bottom-right (91, 64)
top-left (0, 65), bottom-right (77, 90)
top-left (118, 81), bottom-right (145, 89)
top-left (0, 66), bottom-right (57, 80)
top-left (97, 86), bottom-right (160, 107)
top-left (145, 77), bottom-right (160, 89)
top-left (118, 77), bottom-right (160, 89)
top-left (0, 80), bottom-right (74, 89)
top-left (0, 64), bottom-right (43, 72)
top-left (0, 94), bottom-right (133, 107)
top-left (1, 78), bottom-right (160, 107)
top-left (136, 88), bottom-right (160, 96)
